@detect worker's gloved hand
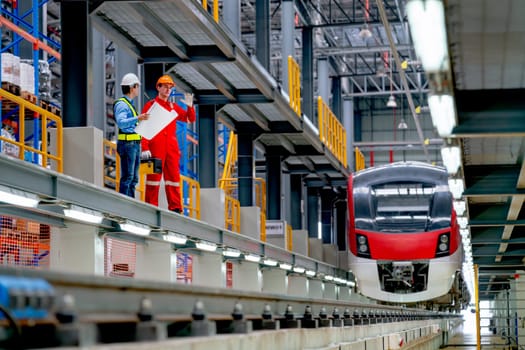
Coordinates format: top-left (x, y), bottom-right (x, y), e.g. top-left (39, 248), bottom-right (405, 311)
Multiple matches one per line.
top-left (141, 150), bottom-right (152, 160)
top-left (182, 93), bottom-right (194, 108)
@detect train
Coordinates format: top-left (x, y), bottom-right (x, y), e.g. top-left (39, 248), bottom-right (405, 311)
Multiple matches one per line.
top-left (347, 161), bottom-right (463, 305)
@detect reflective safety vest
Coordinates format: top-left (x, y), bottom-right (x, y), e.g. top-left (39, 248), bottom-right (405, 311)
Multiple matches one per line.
top-left (115, 97), bottom-right (141, 141)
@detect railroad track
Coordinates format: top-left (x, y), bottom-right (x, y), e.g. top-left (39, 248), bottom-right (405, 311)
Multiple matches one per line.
top-left (0, 266), bottom-right (460, 348)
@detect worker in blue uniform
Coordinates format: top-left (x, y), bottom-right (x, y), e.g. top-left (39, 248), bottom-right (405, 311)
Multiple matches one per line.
top-left (114, 73), bottom-right (149, 198)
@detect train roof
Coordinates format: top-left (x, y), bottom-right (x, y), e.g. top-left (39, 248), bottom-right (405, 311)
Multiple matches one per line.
top-left (352, 161), bottom-right (449, 188)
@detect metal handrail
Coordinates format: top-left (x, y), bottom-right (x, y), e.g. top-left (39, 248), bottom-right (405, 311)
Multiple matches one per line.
top-left (0, 88), bottom-right (63, 172)
top-left (181, 174), bottom-right (200, 219)
top-left (317, 96), bottom-right (347, 167)
top-left (288, 56), bottom-right (301, 117)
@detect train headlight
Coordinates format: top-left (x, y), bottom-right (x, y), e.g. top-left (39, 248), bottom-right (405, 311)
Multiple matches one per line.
top-left (356, 234), bottom-right (371, 258)
top-left (435, 233), bottom-right (450, 257)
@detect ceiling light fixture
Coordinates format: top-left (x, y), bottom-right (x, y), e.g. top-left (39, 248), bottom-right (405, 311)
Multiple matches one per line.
top-left (279, 263), bottom-right (292, 271)
top-left (448, 178), bottom-right (464, 199)
top-left (244, 254), bottom-right (261, 263)
top-left (387, 95), bottom-right (397, 108)
top-left (163, 232), bottom-right (187, 245)
top-left (454, 200), bottom-right (466, 216)
top-left (305, 270), bottom-right (316, 277)
top-left (293, 266), bottom-right (305, 274)
top-left (0, 184), bottom-right (39, 208)
top-left (120, 221), bottom-right (151, 236)
top-left (397, 118), bottom-right (408, 129)
top-left (195, 241), bottom-right (217, 252)
top-left (359, 0), bottom-right (372, 39)
top-left (429, 94), bottom-right (457, 136)
top-left (441, 146), bottom-right (461, 174)
top-left (222, 248), bottom-right (241, 258)
top-left (406, 0), bottom-right (448, 72)
top-left (63, 205), bottom-right (104, 224)
top-left (262, 258), bottom-right (278, 266)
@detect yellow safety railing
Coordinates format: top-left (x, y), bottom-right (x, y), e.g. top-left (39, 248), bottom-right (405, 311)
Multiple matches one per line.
top-left (181, 175), bottom-right (200, 219)
top-left (255, 177), bottom-right (266, 241)
top-left (103, 139), bottom-right (120, 191)
top-left (0, 88), bottom-right (63, 172)
top-left (202, 0), bottom-right (219, 22)
top-left (288, 56), bottom-right (301, 117)
top-left (221, 131), bottom-right (237, 189)
top-left (317, 96), bottom-right (347, 167)
top-left (225, 194), bottom-right (240, 233)
top-left (355, 147), bottom-right (365, 171)
top-left (286, 223), bottom-right (293, 251)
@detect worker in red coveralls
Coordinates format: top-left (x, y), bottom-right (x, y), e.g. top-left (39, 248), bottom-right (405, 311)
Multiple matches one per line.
top-left (140, 75), bottom-right (196, 213)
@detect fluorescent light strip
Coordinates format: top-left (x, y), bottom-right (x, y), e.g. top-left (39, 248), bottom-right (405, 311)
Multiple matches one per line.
top-left (263, 258), bottom-right (278, 267)
top-left (279, 263), bottom-right (292, 271)
top-left (0, 185), bottom-right (39, 208)
top-left (324, 275), bottom-right (334, 281)
top-left (244, 254), bottom-right (261, 263)
top-left (195, 241), bottom-right (217, 252)
top-left (293, 266), bottom-right (305, 274)
top-left (64, 205), bottom-right (104, 224)
top-left (163, 233), bottom-right (187, 245)
top-left (406, 0), bottom-right (448, 72)
top-left (305, 270), bottom-right (316, 277)
top-left (441, 146), bottom-right (461, 175)
top-left (223, 249), bottom-right (241, 258)
top-left (120, 222), bottom-right (150, 236)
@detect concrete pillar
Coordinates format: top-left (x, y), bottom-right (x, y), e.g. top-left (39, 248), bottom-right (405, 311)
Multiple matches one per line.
top-left (50, 222), bottom-right (104, 275)
top-left (338, 286), bottom-right (351, 301)
top-left (200, 188), bottom-right (225, 228)
top-left (288, 275), bottom-right (308, 297)
top-left (240, 206), bottom-right (261, 240)
top-left (49, 127), bottom-right (103, 186)
top-left (135, 240), bottom-right (174, 282)
top-left (232, 261), bottom-right (262, 292)
top-left (192, 253), bottom-right (225, 288)
top-left (302, 27), bottom-right (314, 121)
top-left (324, 282), bottom-right (337, 300)
top-left (262, 268), bottom-right (287, 295)
top-left (255, 0), bottom-right (270, 70)
top-left (292, 229), bottom-right (308, 256)
top-left (309, 279), bottom-right (323, 299)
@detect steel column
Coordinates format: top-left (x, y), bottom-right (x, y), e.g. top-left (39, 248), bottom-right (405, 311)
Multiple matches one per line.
top-left (343, 98), bottom-right (354, 170)
top-left (332, 76), bottom-right (342, 120)
top-left (281, 0), bottom-right (294, 93)
top-left (61, 0), bottom-right (89, 127)
top-left (266, 152), bottom-right (282, 220)
top-left (302, 27), bottom-right (314, 121)
top-left (321, 188), bottom-right (335, 244)
top-left (318, 57), bottom-right (329, 103)
top-left (290, 174), bottom-right (303, 230)
top-left (307, 187), bottom-right (319, 238)
top-left (238, 133), bottom-right (254, 206)
top-left (198, 104), bottom-right (217, 188)
top-left (255, 0), bottom-right (270, 70)
top-left (335, 197), bottom-right (347, 251)
top-left (223, 0), bottom-right (240, 39)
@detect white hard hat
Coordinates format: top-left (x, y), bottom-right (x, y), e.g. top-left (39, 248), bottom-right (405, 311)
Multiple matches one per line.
top-left (121, 73), bottom-right (140, 86)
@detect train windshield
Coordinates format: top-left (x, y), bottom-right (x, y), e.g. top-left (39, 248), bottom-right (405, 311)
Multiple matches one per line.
top-left (354, 182), bottom-right (452, 232)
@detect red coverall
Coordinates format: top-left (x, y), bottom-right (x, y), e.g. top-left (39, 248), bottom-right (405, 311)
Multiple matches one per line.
top-left (141, 97), bottom-right (196, 212)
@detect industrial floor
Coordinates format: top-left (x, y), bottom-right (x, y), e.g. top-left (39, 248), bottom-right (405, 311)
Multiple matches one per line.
top-left (444, 312), bottom-right (513, 349)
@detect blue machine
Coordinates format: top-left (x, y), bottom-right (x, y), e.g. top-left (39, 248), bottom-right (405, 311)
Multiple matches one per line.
top-left (0, 275), bottom-right (54, 320)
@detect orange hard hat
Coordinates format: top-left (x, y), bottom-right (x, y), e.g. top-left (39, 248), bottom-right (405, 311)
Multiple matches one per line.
top-left (157, 75), bottom-right (175, 86)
